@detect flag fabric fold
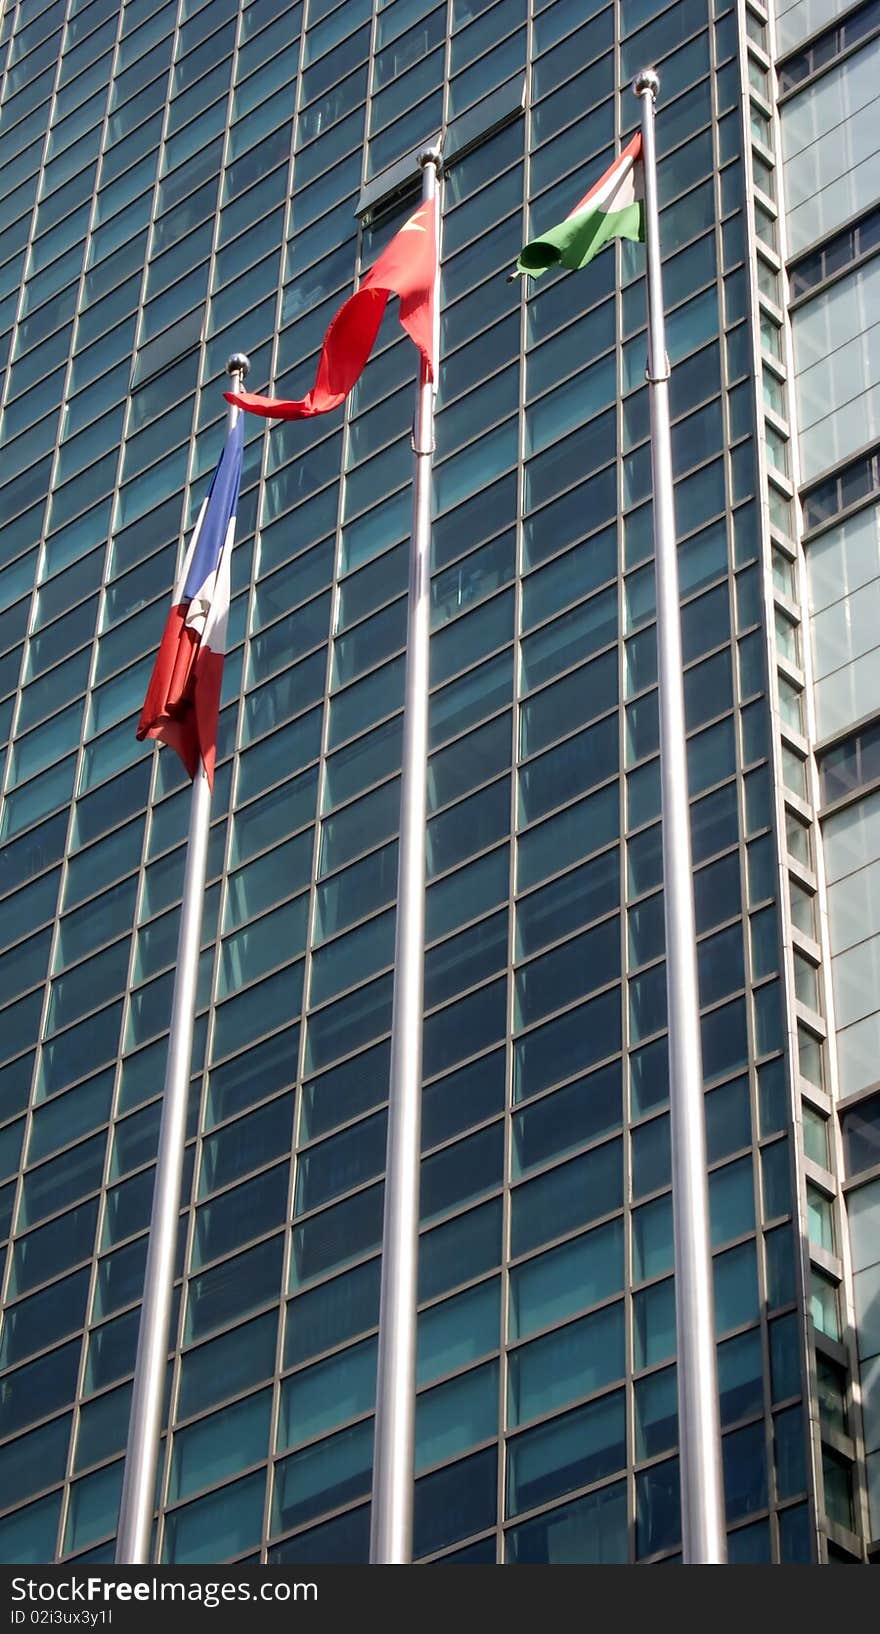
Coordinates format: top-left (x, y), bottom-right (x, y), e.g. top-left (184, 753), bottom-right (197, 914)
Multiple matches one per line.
top-left (136, 417), bottom-right (243, 787)
top-left (224, 196), bottom-right (438, 422)
top-left (514, 133), bottom-right (645, 278)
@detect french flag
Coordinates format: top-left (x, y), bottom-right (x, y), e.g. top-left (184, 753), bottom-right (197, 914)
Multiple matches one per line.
top-left (136, 417), bottom-right (243, 788)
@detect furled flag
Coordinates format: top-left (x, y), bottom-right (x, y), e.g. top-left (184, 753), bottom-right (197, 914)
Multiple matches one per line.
top-left (224, 196), bottom-right (438, 421)
top-left (136, 417), bottom-right (243, 787)
top-left (512, 133), bottom-right (645, 279)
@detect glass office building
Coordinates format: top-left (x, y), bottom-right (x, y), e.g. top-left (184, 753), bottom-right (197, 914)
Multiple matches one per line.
top-left (0, 0), bottom-right (877, 1567)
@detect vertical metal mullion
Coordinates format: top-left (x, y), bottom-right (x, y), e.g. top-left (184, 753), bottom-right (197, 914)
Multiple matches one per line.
top-left (737, 0), bottom-right (835, 1560)
top-left (261, 0), bottom-right (335, 1563)
top-left (497, 0), bottom-right (530, 1569)
top-left (761, 0), bottom-right (870, 1561)
top-left (726, 0), bottom-right (793, 1558)
top-left (0, 0), bottom-right (138, 1568)
top-left (495, 479), bottom-right (517, 1490)
top-left (614, 4), bottom-right (640, 1568)
top-left (712, 2), bottom-right (778, 1567)
top-left (168, 0), bottom-right (256, 1558)
top-left (89, 0), bottom-right (188, 1565)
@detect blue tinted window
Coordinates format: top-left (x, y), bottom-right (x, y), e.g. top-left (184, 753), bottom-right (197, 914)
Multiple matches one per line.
top-left (413, 1446), bottom-right (497, 1559)
top-left (0, 1491), bottom-right (62, 1565)
top-left (416, 1359), bottom-right (498, 1473)
top-left (511, 1137), bottom-right (622, 1258)
top-left (279, 1339), bottom-right (377, 1453)
top-left (507, 1390), bottom-right (625, 1517)
top-left (509, 1301), bottom-right (624, 1427)
top-left (163, 1470), bottom-right (266, 1565)
top-left (170, 1390), bottom-right (272, 1504)
top-left (636, 1455), bottom-right (681, 1557)
top-left (272, 1420), bottom-right (372, 1537)
top-left (506, 1477), bottom-right (627, 1564)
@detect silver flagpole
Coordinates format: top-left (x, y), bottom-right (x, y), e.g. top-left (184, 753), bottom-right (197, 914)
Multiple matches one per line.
top-left (115, 353), bottom-right (249, 1564)
top-left (634, 71), bottom-right (727, 1564)
top-left (370, 148), bottom-right (441, 1565)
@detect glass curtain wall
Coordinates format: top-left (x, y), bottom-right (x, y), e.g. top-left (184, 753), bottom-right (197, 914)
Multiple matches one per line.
top-left (0, 0), bottom-right (859, 1565)
top-left (777, 0), bottom-right (880, 1559)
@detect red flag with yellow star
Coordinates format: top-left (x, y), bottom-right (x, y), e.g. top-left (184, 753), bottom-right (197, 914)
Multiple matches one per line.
top-left (224, 197), bottom-right (437, 422)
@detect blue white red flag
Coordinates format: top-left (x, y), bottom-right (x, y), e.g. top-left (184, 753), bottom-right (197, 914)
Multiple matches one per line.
top-left (136, 417), bottom-right (243, 787)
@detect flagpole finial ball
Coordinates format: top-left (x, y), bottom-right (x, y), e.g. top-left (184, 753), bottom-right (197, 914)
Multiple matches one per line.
top-left (418, 143), bottom-right (443, 172)
top-left (633, 69), bottom-right (660, 100)
top-left (226, 352), bottom-right (251, 380)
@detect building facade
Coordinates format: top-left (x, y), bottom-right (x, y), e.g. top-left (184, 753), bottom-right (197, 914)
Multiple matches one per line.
top-left (0, 0), bottom-right (877, 1566)
top-left (776, 0), bottom-right (880, 1557)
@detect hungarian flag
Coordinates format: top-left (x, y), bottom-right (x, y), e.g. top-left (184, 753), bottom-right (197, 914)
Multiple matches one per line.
top-left (513, 133), bottom-right (645, 279)
top-left (225, 196), bottom-right (438, 421)
top-left (136, 418), bottom-right (243, 787)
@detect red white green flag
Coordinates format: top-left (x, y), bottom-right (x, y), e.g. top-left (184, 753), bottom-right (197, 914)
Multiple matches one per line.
top-left (513, 133), bottom-right (645, 279)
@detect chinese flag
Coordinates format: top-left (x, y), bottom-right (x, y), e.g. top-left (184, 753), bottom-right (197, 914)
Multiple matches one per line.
top-left (225, 197), bottom-right (437, 422)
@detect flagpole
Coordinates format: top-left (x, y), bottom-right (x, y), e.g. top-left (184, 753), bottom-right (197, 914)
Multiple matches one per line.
top-left (115, 353), bottom-right (249, 1565)
top-left (370, 148), bottom-right (441, 1566)
top-left (634, 71), bottom-right (727, 1565)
